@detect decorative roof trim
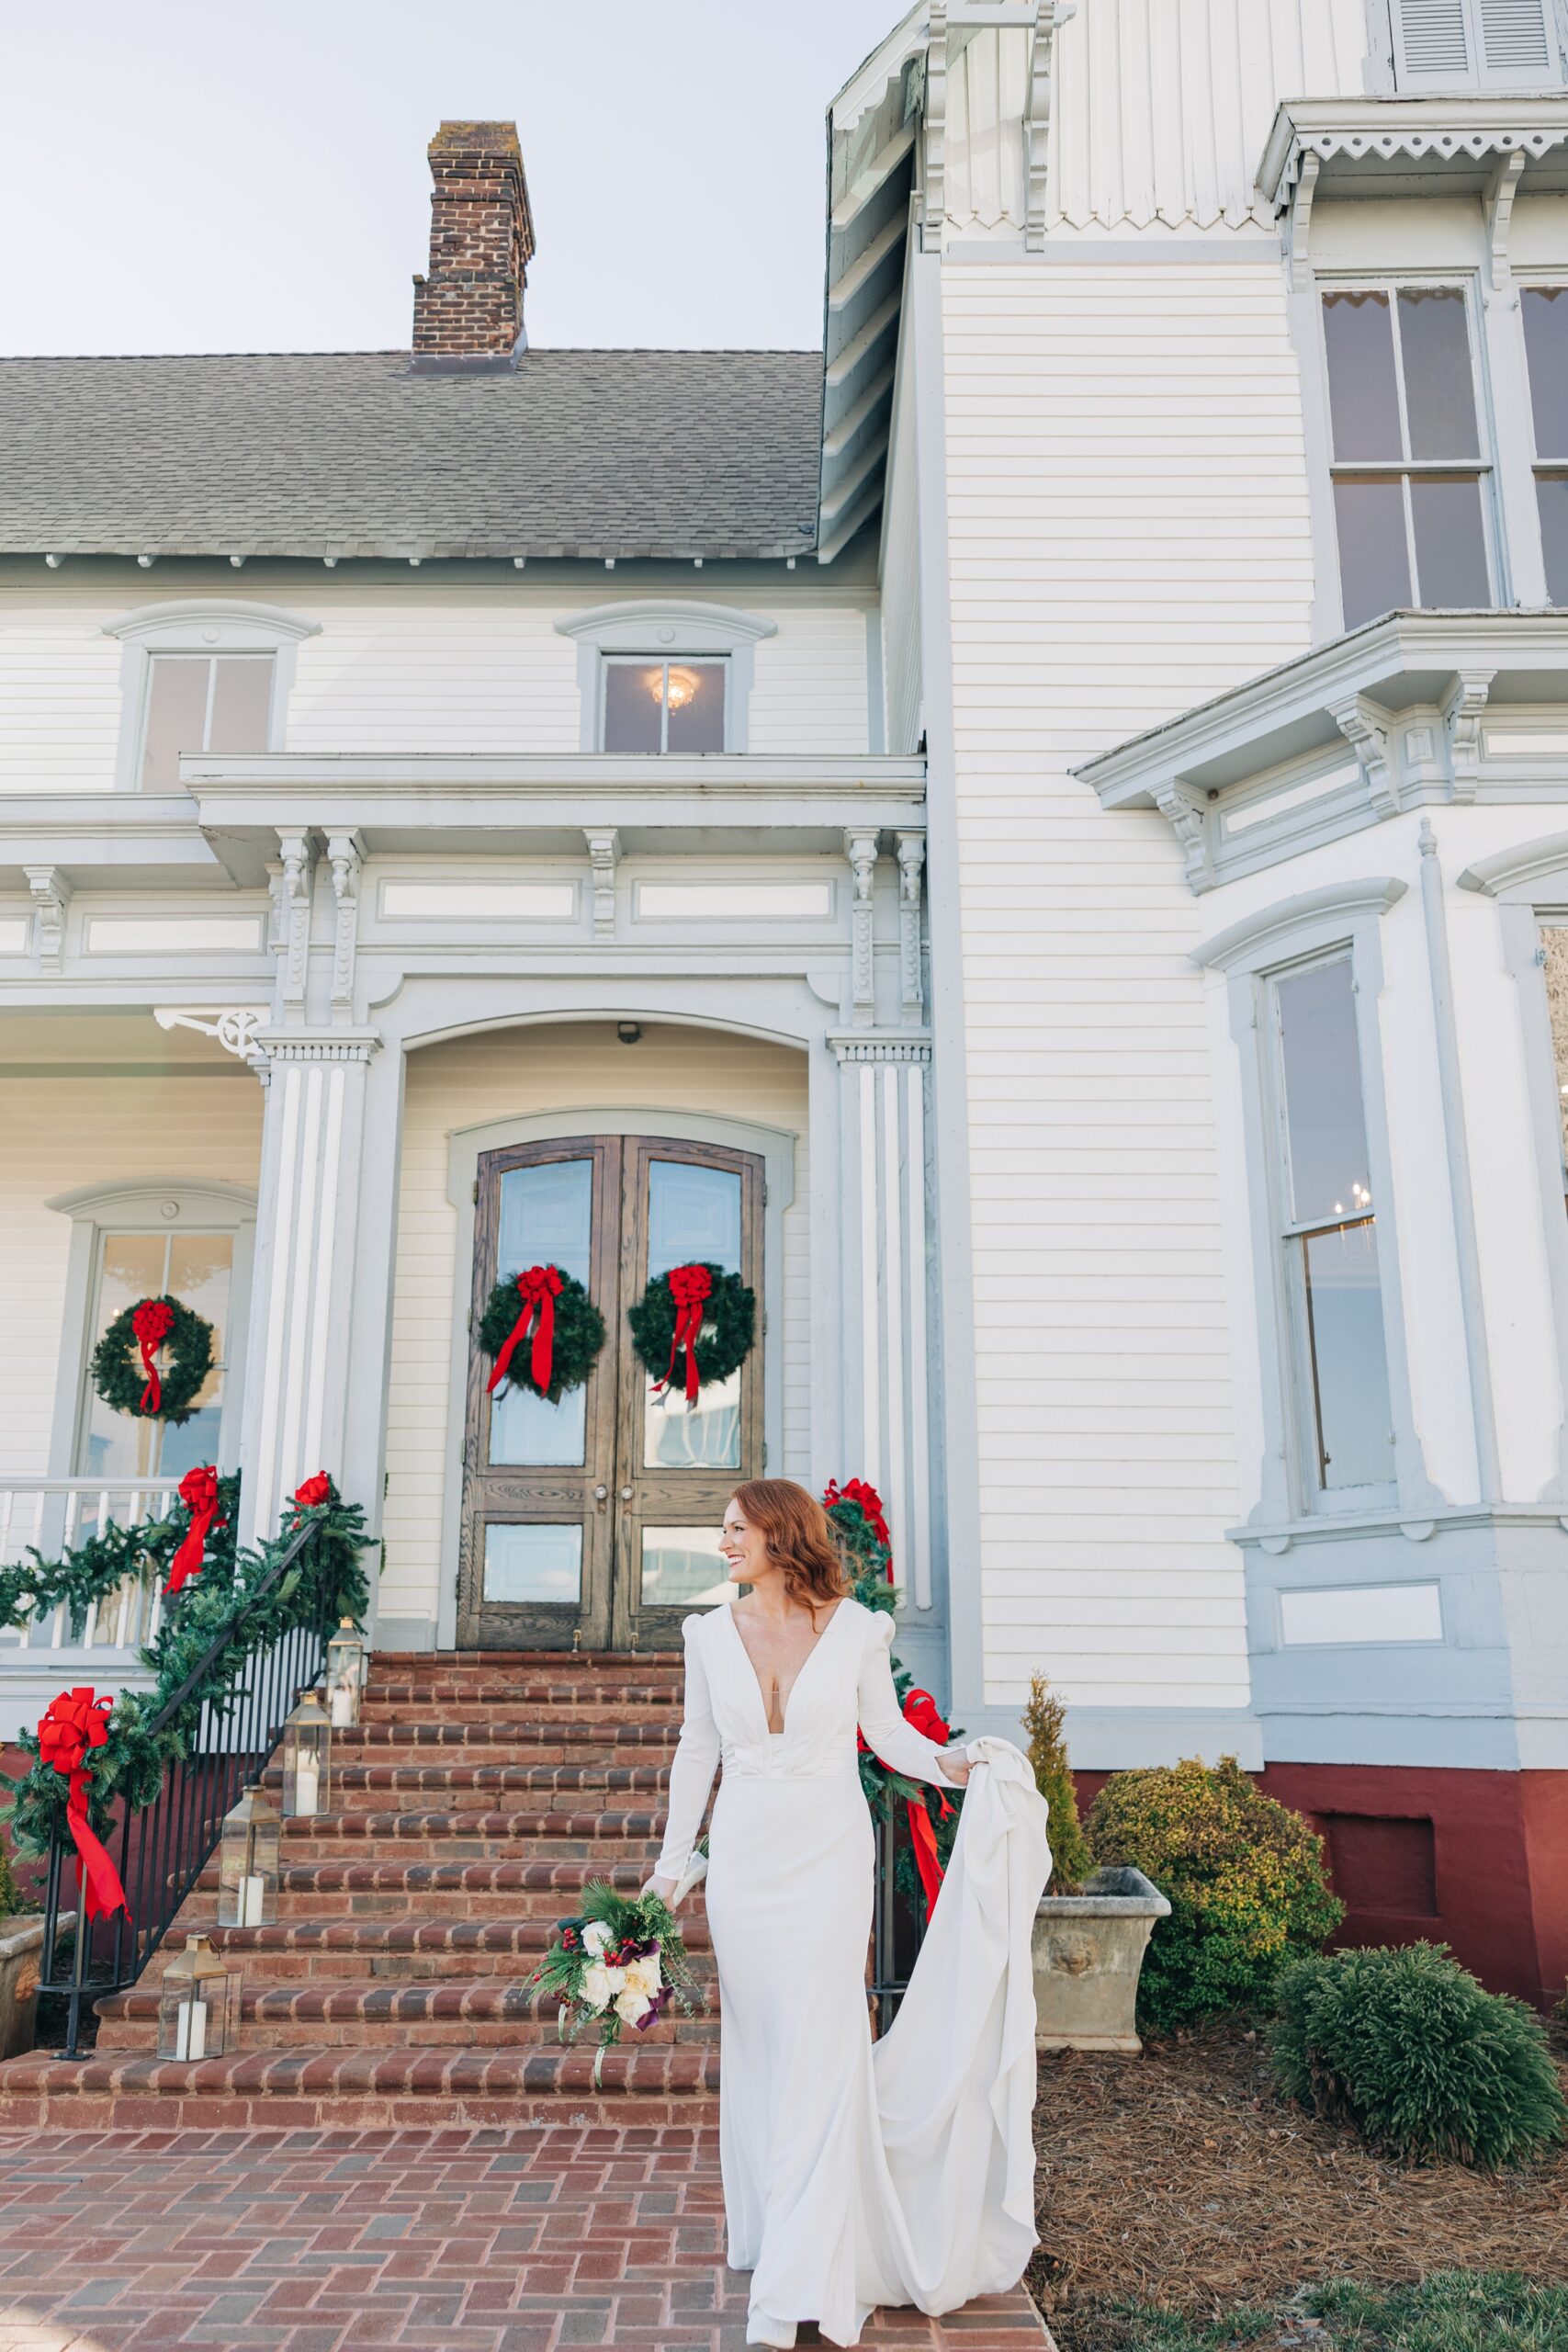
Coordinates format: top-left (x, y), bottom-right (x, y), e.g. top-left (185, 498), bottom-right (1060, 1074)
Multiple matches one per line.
top-left (1258, 96), bottom-right (1568, 209)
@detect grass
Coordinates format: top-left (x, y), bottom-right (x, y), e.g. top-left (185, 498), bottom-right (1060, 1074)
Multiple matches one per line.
top-left (1108, 2271), bottom-right (1568, 2352)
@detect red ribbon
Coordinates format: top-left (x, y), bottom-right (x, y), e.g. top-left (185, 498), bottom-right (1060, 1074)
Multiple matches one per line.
top-left (165, 1464), bottom-right (222, 1598)
top-left (292, 1472), bottom-right (333, 1512)
top-left (487, 1264), bottom-right (563, 1397)
top-left (903, 1688), bottom-right (955, 1919)
top-left (130, 1299), bottom-right (175, 1415)
top-left (37, 1688), bottom-right (129, 1923)
top-left (654, 1263), bottom-right (713, 1408)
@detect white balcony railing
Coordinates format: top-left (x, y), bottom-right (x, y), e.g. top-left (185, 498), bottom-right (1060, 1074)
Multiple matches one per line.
top-left (0, 1479), bottom-right (175, 1658)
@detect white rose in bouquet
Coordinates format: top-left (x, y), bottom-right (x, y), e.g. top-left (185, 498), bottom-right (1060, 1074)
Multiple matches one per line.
top-left (615, 1985), bottom-right (652, 2026)
top-left (581, 1920), bottom-right (612, 1956)
top-left (623, 1951), bottom-right (662, 1998)
top-left (580, 1962), bottom-right (616, 2011)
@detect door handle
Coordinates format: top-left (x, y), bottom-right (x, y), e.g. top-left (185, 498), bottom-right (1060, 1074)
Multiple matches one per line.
top-left (620, 1487), bottom-right (633, 1503)
top-left (593, 1484), bottom-right (608, 1500)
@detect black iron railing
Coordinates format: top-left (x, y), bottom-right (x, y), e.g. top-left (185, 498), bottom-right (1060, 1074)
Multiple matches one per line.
top-left (870, 1811), bottom-right (927, 2029)
top-left (39, 1516), bottom-right (329, 2059)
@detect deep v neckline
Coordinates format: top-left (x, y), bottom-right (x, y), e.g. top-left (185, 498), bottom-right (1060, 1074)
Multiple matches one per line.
top-left (726, 1596), bottom-right (850, 1736)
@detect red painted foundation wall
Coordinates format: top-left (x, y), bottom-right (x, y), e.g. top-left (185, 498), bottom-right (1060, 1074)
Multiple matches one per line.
top-left (1069, 1761), bottom-right (1568, 2011)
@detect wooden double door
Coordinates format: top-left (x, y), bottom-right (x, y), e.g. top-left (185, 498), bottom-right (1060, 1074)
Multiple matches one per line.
top-left (457, 1133), bottom-right (764, 1650)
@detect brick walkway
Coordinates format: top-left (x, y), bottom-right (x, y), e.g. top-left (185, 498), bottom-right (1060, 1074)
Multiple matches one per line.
top-left (0, 2125), bottom-right (1053, 2352)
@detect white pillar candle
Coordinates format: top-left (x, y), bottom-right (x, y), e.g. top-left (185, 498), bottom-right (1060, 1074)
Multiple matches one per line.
top-left (294, 1756), bottom-right (320, 1816)
top-left (174, 1997), bottom-right (208, 2061)
top-left (329, 1679), bottom-right (355, 1729)
top-left (240, 1873), bottom-right (266, 1927)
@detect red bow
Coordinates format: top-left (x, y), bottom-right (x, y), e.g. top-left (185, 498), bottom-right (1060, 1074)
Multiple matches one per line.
top-left (130, 1299), bottom-right (175, 1415)
top-left (487, 1264), bottom-right (563, 1398)
top-left (292, 1472), bottom-right (333, 1511)
top-left (902, 1690), bottom-right (954, 1919)
top-left (654, 1264), bottom-right (713, 1408)
top-left (37, 1687), bottom-right (129, 1922)
top-left (825, 1476), bottom-right (893, 1574)
top-left (164, 1464), bottom-right (223, 1598)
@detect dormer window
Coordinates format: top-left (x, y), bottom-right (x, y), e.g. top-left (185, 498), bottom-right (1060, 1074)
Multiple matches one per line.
top-left (1390, 0), bottom-right (1561, 90)
top-left (141, 653), bottom-right (276, 790)
top-left (603, 659), bottom-right (727, 754)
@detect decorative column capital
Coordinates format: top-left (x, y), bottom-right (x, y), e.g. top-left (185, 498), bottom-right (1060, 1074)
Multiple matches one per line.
top-left (252, 1026), bottom-right (382, 1066)
top-left (828, 1030), bottom-right (931, 1065)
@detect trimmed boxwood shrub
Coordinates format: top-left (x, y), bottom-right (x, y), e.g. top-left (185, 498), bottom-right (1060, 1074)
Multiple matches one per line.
top-left (1087, 1755), bottom-right (1342, 2032)
top-left (1271, 1941), bottom-right (1566, 2170)
top-left (1021, 1672), bottom-right (1091, 1892)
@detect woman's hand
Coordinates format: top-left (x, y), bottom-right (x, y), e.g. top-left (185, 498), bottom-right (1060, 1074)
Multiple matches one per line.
top-left (938, 1747), bottom-right (972, 1788)
top-left (647, 1872), bottom-right (679, 1906)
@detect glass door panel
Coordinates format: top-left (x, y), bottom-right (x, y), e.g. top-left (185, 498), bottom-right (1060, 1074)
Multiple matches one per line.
top-left (489, 1159), bottom-right (593, 1469)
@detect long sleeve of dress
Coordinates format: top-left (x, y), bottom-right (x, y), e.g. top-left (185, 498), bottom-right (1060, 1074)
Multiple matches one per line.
top-left (654, 1612), bottom-right (722, 1878)
top-left (855, 1611), bottom-right (966, 1790)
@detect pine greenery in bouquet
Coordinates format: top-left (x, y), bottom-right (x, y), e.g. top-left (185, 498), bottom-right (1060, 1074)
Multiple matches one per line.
top-left (527, 1879), bottom-right (702, 2081)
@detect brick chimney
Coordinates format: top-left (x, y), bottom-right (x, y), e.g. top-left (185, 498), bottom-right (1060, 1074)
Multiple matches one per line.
top-left (411, 121), bottom-right (536, 371)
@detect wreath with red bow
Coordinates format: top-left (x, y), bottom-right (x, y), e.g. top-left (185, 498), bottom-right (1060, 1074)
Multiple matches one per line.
top-left (89, 1295), bottom-right (215, 1424)
top-left (479, 1265), bottom-right (607, 1405)
top-left (627, 1261), bottom-right (755, 1407)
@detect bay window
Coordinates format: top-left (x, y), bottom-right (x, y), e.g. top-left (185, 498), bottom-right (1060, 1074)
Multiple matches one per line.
top-left (1321, 285), bottom-right (1493, 629)
top-left (1271, 956), bottom-right (1396, 1503)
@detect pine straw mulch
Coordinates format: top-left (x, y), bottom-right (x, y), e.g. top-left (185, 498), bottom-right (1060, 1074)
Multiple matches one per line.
top-left (1027, 2015), bottom-right (1568, 2352)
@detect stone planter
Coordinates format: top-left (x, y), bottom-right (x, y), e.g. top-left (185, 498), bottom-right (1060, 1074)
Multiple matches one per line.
top-left (0, 1917), bottom-right (51, 2059)
top-left (1032, 1867), bottom-right (1170, 2055)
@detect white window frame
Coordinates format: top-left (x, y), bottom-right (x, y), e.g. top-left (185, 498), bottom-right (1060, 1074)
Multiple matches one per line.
top-left (1387, 0), bottom-right (1563, 93)
top-left (599, 653), bottom-right (731, 756)
top-left (45, 1181), bottom-right (258, 1478)
top-left (1316, 272), bottom-right (1505, 625)
top-left (554, 600), bottom-right (778, 754)
top-left (103, 600), bottom-right (320, 794)
top-left (1194, 879), bottom-right (1440, 1532)
top-left (1518, 275), bottom-right (1568, 606)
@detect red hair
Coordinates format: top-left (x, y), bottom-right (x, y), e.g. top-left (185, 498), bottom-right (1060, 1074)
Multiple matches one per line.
top-left (729, 1479), bottom-right (850, 1621)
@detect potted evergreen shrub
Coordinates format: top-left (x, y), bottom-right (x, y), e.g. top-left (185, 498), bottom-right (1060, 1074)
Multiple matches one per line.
top-left (1025, 1676), bottom-right (1171, 2054)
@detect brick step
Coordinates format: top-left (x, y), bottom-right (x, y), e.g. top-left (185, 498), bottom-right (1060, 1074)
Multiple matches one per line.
top-left (370, 1649), bottom-right (682, 1670)
top-left (367, 1676), bottom-right (682, 1705)
top-left (280, 1808), bottom-right (668, 1861)
top-left (263, 1760), bottom-right (672, 1808)
top-left (360, 1696), bottom-right (681, 1729)
top-left (96, 1973), bottom-right (722, 2052)
top-left (188, 1857), bottom-right (694, 1919)
top-left (0, 2041), bottom-right (719, 2131)
top-left (333, 1722), bottom-right (679, 1764)
top-left (144, 1917), bottom-right (715, 1980)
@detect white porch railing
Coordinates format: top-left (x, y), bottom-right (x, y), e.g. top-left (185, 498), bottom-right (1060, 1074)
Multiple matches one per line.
top-left (0, 1479), bottom-right (175, 1658)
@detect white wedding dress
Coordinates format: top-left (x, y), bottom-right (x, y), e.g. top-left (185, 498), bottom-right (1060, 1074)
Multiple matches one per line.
top-left (652, 1594), bottom-right (1053, 2349)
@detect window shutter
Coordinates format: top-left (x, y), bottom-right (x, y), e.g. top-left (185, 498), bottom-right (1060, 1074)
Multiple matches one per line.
top-left (1476, 0), bottom-right (1554, 79)
top-left (1392, 0), bottom-right (1472, 81)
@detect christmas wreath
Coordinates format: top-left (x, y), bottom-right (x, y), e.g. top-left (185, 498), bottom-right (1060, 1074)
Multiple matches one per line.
top-left (90, 1295), bottom-right (215, 1423)
top-left (627, 1261), bottom-right (755, 1406)
top-left (479, 1264), bottom-right (607, 1405)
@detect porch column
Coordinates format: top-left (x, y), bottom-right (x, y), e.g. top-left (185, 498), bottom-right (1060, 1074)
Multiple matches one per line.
top-left (238, 1030), bottom-right (381, 1544)
top-left (829, 1036), bottom-right (935, 1616)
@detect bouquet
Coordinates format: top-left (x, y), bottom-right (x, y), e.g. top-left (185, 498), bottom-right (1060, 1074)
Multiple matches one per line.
top-left (526, 1879), bottom-right (701, 2083)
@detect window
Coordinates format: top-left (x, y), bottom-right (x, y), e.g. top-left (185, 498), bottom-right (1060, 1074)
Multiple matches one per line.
top-left (103, 600), bottom-right (318, 792)
top-left (602, 658), bottom-right (727, 754)
top-left (1270, 956), bottom-right (1396, 1501)
top-left (1390, 0), bottom-right (1560, 89)
top-left (1521, 288), bottom-right (1568, 606)
top-left (1322, 287), bottom-right (1492, 628)
top-left (140, 655), bottom-right (275, 790)
top-left (81, 1227), bottom-right (234, 1480)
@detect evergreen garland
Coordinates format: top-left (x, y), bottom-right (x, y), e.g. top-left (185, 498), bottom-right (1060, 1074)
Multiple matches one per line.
top-left (90, 1295), bottom-right (215, 1424)
top-left (0, 1474), bottom-right (243, 1642)
top-left (1, 1479), bottom-right (370, 1861)
top-left (627, 1262), bottom-right (755, 1394)
top-left (479, 1271), bottom-right (606, 1403)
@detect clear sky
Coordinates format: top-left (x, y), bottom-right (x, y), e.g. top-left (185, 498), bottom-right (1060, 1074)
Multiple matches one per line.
top-left (1, 1), bottom-right (906, 358)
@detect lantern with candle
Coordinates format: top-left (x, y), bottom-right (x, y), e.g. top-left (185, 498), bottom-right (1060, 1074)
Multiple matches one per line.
top-left (280, 1686), bottom-right (332, 1818)
top-left (157, 1933), bottom-right (240, 2060)
top-left (217, 1781), bottom-right (281, 1928)
top-left (325, 1619), bottom-right (367, 1728)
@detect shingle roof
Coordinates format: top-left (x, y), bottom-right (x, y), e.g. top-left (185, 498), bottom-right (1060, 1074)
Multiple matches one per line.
top-left (0, 348), bottom-right (825, 561)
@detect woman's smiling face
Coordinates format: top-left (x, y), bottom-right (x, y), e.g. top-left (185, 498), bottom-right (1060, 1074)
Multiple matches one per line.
top-left (719, 1497), bottom-right (769, 1586)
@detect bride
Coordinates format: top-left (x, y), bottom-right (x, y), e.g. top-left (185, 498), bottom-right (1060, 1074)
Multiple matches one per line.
top-left (648, 1477), bottom-right (1053, 2349)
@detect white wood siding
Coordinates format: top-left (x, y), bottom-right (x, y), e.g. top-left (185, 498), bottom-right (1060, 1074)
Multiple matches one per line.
top-left (0, 595), bottom-right (122, 793)
top-left (379, 1023), bottom-right (810, 1627)
top-left (0, 1076), bottom-right (262, 1471)
top-left (941, 256), bottom-right (1317, 1711)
